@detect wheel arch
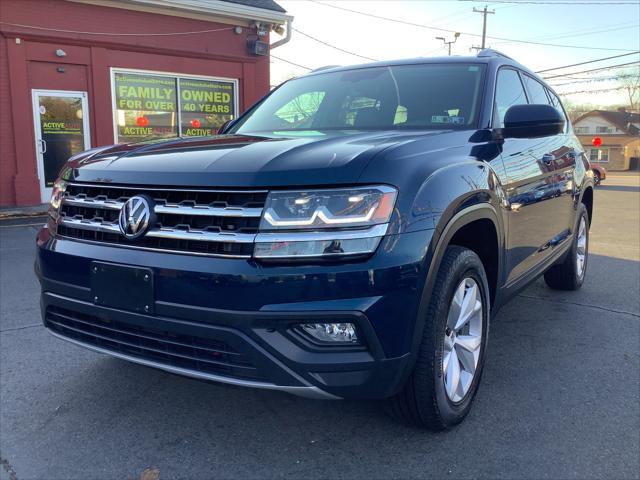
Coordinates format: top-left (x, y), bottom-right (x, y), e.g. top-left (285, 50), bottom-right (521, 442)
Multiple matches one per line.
top-left (406, 203), bottom-right (504, 369)
top-left (581, 186), bottom-right (594, 226)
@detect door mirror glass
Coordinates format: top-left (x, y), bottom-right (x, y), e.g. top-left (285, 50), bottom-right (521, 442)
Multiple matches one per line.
top-left (502, 104), bottom-right (565, 139)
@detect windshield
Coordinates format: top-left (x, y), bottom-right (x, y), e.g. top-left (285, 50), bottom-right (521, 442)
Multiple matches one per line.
top-left (230, 63), bottom-right (485, 135)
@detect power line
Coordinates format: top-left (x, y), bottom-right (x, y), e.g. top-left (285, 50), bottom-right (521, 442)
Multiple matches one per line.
top-left (536, 51), bottom-right (640, 73)
top-left (492, 22), bottom-right (638, 46)
top-left (463, 1), bottom-right (640, 4)
top-left (307, 1), bottom-right (636, 51)
top-left (558, 86), bottom-right (630, 95)
top-left (550, 74), bottom-right (638, 87)
top-left (271, 54), bottom-right (313, 71)
top-left (542, 60), bottom-right (640, 79)
top-left (293, 28), bottom-right (379, 61)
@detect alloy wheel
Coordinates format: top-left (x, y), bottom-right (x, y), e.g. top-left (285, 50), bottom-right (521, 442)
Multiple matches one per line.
top-left (576, 216), bottom-right (587, 278)
top-left (443, 278), bottom-right (483, 403)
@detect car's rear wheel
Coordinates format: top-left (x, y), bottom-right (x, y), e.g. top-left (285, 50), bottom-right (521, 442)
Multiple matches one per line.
top-left (544, 203), bottom-right (589, 290)
top-left (386, 246), bottom-right (489, 430)
top-left (593, 170), bottom-right (601, 186)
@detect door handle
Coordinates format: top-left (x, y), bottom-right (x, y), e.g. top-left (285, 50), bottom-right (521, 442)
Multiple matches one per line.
top-left (38, 139), bottom-right (47, 154)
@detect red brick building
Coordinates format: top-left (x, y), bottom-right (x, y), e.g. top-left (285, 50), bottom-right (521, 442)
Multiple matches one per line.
top-left (0, 0), bottom-right (290, 207)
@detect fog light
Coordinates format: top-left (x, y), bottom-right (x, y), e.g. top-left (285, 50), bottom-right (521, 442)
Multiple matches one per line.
top-left (299, 323), bottom-right (358, 343)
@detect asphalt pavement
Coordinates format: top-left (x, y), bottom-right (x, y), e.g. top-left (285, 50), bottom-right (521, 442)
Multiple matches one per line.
top-left (1, 175), bottom-right (638, 480)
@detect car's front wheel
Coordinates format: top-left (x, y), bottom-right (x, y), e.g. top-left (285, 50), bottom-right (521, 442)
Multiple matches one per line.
top-left (593, 170), bottom-right (601, 186)
top-left (387, 246), bottom-right (490, 430)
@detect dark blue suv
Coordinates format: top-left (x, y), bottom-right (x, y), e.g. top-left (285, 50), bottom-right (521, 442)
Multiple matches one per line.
top-left (36, 50), bottom-right (594, 429)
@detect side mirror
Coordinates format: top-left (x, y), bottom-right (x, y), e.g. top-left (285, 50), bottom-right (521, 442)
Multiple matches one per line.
top-left (503, 104), bottom-right (564, 139)
top-left (217, 119), bottom-right (236, 135)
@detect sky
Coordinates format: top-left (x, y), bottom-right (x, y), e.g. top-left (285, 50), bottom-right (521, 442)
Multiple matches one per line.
top-left (269, 0), bottom-right (640, 107)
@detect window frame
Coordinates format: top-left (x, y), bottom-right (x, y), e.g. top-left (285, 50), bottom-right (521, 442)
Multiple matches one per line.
top-left (544, 86), bottom-right (570, 134)
top-left (521, 73), bottom-right (551, 106)
top-left (491, 66), bottom-right (530, 129)
top-left (110, 67), bottom-right (239, 143)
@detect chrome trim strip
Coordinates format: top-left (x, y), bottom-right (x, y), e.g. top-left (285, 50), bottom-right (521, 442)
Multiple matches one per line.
top-left (47, 329), bottom-right (339, 400)
top-left (60, 218), bottom-right (256, 243)
top-left (263, 184), bottom-right (397, 195)
top-left (64, 197), bottom-right (123, 210)
top-left (60, 217), bottom-right (121, 234)
top-left (154, 204), bottom-right (263, 218)
top-left (146, 228), bottom-right (256, 243)
top-left (67, 182), bottom-right (268, 194)
top-left (54, 234), bottom-right (252, 258)
top-left (63, 196), bottom-right (263, 218)
top-left (255, 223), bottom-right (388, 242)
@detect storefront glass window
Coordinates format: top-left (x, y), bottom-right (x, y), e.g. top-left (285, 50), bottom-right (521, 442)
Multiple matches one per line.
top-left (114, 72), bottom-right (178, 143)
top-left (179, 78), bottom-right (236, 137)
top-left (113, 71), bottom-right (237, 143)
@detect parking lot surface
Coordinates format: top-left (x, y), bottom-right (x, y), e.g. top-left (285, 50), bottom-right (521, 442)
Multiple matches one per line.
top-left (1, 175), bottom-right (638, 480)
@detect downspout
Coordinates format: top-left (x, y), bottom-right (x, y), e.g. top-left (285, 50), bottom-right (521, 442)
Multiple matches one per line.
top-left (270, 17), bottom-right (292, 49)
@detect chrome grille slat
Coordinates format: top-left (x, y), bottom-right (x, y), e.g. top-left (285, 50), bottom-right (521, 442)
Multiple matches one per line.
top-left (64, 197), bottom-right (124, 210)
top-left (63, 195), bottom-right (264, 218)
top-left (58, 183), bottom-right (266, 257)
top-left (60, 217), bottom-right (121, 234)
top-left (59, 218), bottom-right (256, 243)
top-left (146, 228), bottom-right (256, 243)
top-left (155, 204), bottom-right (263, 218)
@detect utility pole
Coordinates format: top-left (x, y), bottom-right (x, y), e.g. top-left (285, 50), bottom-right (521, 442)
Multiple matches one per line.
top-left (473, 5), bottom-right (494, 50)
top-left (436, 32), bottom-right (460, 56)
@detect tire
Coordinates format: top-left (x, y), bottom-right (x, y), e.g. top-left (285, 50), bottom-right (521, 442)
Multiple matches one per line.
top-left (386, 246), bottom-right (490, 430)
top-left (593, 171), bottom-right (601, 186)
top-left (543, 203), bottom-right (589, 291)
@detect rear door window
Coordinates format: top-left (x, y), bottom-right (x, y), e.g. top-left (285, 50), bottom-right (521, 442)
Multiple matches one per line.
top-left (545, 88), bottom-right (569, 133)
top-left (522, 75), bottom-right (551, 105)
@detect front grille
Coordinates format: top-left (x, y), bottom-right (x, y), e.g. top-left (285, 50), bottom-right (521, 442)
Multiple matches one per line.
top-left (46, 306), bottom-right (266, 381)
top-left (57, 183), bottom-right (267, 257)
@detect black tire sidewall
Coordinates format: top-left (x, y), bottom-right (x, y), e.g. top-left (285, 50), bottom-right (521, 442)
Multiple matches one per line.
top-left (428, 249), bottom-right (490, 425)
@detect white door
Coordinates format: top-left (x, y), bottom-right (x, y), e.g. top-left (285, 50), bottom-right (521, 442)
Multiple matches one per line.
top-left (32, 90), bottom-right (91, 202)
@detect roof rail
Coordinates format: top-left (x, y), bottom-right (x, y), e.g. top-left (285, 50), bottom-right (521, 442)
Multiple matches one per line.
top-left (477, 49), bottom-right (514, 60)
top-left (311, 65), bottom-right (341, 73)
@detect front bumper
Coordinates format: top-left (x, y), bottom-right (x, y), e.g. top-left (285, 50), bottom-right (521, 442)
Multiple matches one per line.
top-left (36, 225), bottom-right (433, 399)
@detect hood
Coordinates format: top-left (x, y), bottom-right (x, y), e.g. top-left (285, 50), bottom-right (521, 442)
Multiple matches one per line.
top-left (70, 131), bottom-right (457, 188)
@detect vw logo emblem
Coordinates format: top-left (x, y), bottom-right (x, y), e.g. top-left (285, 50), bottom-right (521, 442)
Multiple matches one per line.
top-left (118, 195), bottom-right (153, 240)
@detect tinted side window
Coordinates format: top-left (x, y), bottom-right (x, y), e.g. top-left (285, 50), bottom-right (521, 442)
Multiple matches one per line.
top-left (546, 88), bottom-right (569, 132)
top-left (494, 69), bottom-right (528, 127)
top-left (523, 75), bottom-right (551, 105)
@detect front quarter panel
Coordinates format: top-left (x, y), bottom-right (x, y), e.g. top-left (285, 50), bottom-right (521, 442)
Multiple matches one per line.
top-left (358, 131), bottom-right (507, 238)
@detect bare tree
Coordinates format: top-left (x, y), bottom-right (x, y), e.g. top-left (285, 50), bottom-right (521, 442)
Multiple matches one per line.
top-left (618, 68), bottom-right (640, 111)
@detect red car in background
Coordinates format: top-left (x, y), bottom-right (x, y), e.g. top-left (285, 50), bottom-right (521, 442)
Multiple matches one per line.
top-left (591, 164), bottom-right (607, 185)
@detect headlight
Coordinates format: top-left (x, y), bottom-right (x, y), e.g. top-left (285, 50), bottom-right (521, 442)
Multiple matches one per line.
top-left (255, 185), bottom-right (397, 260)
top-left (260, 186), bottom-right (396, 231)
